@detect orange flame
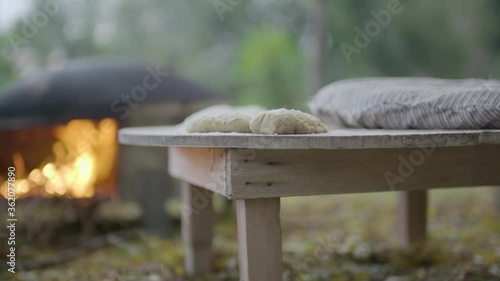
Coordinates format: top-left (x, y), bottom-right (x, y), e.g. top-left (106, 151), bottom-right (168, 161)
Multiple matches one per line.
top-left (1, 119), bottom-right (118, 199)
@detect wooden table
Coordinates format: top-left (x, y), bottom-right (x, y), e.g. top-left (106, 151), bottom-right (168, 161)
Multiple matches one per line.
top-left (119, 126), bottom-right (500, 281)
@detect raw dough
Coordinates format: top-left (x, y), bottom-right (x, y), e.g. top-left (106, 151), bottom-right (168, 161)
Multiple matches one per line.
top-left (250, 109), bottom-right (328, 134)
top-left (184, 105), bottom-right (265, 133)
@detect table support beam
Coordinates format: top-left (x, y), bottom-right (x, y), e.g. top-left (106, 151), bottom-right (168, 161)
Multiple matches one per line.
top-left (236, 198), bottom-right (282, 281)
top-left (181, 182), bottom-right (214, 276)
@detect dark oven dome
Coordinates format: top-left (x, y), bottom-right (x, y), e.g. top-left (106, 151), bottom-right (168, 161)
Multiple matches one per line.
top-left (0, 59), bottom-right (216, 130)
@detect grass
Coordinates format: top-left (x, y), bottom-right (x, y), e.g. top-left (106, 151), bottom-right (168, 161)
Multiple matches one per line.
top-left (3, 187), bottom-right (500, 281)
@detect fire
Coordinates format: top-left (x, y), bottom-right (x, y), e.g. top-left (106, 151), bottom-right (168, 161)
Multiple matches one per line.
top-left (0, 119), bottom-right (118, 199)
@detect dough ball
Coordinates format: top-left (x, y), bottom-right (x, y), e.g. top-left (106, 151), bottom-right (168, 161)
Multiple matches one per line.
top-left (184, 105), bottom-right (265, 133)
top-left (186, 112), bottom-right (252, 133)
top-left (250, 109), bottom-right (328, 134)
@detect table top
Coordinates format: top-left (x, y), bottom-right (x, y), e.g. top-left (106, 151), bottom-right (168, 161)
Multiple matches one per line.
top-left (118, 125), bottom-right (500, 150)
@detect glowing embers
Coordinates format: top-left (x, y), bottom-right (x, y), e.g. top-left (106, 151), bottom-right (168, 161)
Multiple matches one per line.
top-left (0, 119), bottom-right (118, 199)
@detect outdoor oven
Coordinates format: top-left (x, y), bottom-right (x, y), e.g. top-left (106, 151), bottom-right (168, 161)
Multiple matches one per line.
top-left (0, 119), bottom-right (118, 199)
top-left (0, 59), bottom-right (216, 235)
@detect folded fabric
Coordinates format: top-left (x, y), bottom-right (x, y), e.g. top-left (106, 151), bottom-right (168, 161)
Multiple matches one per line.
top-left (309, 77), bottom-right (500, 129)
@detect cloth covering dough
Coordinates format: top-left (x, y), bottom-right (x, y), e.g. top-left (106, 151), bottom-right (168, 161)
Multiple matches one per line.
top-left (250, 109), bottom-right (328, 134)
top-left (309, 77), bottom-right (500, 129)
top-left (184, 105), bottom-right (265, 133)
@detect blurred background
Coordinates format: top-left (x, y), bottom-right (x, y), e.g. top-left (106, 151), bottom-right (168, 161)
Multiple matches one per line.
top-left (1, 0), bottom-right (500, 280)
top-left (1, 0), bottom-right (498, 108)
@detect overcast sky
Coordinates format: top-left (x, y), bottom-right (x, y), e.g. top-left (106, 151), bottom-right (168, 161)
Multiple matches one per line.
top-left (0, 0), bottom-right (33, 34)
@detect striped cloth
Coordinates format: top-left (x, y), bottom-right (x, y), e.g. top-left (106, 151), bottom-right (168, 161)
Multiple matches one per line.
top-left (309, 77), bottom-right (500, 129)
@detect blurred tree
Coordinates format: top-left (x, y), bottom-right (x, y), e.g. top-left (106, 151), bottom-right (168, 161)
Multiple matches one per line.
top-left (0, 0), bottom-right (499, 103)
top-left (325, 0), bottom-right (499, 80)
top-left (237, 28), bottom-right (304, 109)
top-left (0, 38), bottom-right (16, 86)
top-left (304, 0), bottom-right (328, 96)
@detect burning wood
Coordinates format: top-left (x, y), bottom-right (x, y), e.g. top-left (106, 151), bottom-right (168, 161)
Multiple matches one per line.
top-left (0, 118), bottom-right (118, 199)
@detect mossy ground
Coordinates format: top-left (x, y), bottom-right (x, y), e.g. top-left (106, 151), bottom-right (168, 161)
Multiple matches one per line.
top-left (3, 187), bottom-right (500, 281)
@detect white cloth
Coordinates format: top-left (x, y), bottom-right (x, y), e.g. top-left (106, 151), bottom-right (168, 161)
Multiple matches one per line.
top-left (309, 77), bottom-right (500, 129)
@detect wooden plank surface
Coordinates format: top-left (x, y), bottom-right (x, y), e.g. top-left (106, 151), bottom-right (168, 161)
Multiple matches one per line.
top-left (236, 198), bottom-right (282, 281)
top-left (228, 145), bottom-right (500, 198)
top-left (168, 147), bottom-right (228, 196)
top-left (119, 125), bottom-right (500, 150)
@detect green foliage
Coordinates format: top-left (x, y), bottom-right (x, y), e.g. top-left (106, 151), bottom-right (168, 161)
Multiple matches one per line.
top-left (0, 0), bottom-right (499, 104)
top-left (327, 0), bottom-right (499, 79)
top-left (237, 28), bottom-right (305, 109)
top-left (0, 39), bottom-right (16, 88)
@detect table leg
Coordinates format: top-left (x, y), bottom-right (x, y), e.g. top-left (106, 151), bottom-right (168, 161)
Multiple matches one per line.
top-left (236, 198), bottom-right (282, 281)
top-left (181, 182), bottom-right (214, 276)
top-left (398, 190), bottom-right (428, 248)
top-left (493, 187), bottom-right (500, 216)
